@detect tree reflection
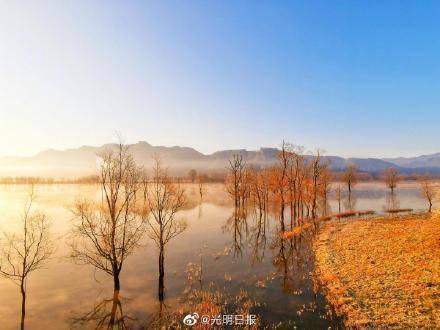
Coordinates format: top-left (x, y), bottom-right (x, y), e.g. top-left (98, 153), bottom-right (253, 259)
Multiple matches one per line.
top-left (344, 194), bottom-right (357, 212)
top-left (71, 290), bottom-right (134, 329)
top-left (271, 227), bottom-right (292, 291)
top-left (222, 208), bottom-right (248, 258)
top-left (146, 158), bottom-right (187, 307)
top-left (249, 212), bottom-right (268, 265)
top-left (270, 223), bottom-right (315, 295)
top-left (146, 298), bottom-right (173, 329)
top-left (385, 191), bottom-right (399, 212)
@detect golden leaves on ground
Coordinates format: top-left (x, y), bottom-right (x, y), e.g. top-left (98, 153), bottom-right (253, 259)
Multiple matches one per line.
top-left (314, 213), bottom-right (440, 328)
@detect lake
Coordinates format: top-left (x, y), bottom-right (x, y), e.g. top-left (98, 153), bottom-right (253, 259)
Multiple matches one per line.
top-left (0, 182), bottom-right (428, 329)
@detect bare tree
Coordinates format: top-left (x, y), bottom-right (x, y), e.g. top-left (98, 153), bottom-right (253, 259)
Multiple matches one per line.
top-left (286, 145), bottom-right (308, 226)
top-left (146, 158), bottom-right (187, 301)
top-left (335, 185), bottom-right (342, 213)
top-left (270, 141), bottom-right (290, 231)
top-left (0, 188), bottom-right (53, 330)
top-left (188, 169), bottom-right (197, 183)
top-left (140, 169), bottom-right (149, 204)
top-left (226, 154), bottom-right (247, 209)
top-left (198, 175), bottom-right (204, 201)
top-left (248, 167), bottom-right (270, 219)
top-left (70, 141), bottom-right (146, 294)
top-left (343, 163), bottom-right (358, 203)
top-left (319, 159), bottom-right (332, 216)
top-left (418, 175), bottom-right (436, 212)
top-left (382, 167), bottom-right (400, 195)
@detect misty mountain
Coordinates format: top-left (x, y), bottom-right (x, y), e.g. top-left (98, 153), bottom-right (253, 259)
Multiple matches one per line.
top-left (384, 153), bottom-right (440, 168)
top-left (0, 141), bottom-right (439, 178)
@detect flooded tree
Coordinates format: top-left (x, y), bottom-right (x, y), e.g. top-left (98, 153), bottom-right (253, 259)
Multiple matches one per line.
top-left (248, 167), bottom-right (270, 219)
top-left (188, 169), bottom-right (197, 183)
top-left (140, 168), bottom-right (149, 203)
top-left (226, 154), bottom-right (247, 209)
top-left (269, 141), bottom-right (291, 231)
top-left (310, 150), bottom-right (331, 219)
top-left (287, 145), bottom-right (306, 227)
top-left (198, 175), bottom-right (204, 201)
top-left (418, 175), bottom-right (435, 212)
top-left (343, 163), bottom-right (358, 208)
top-left (70, 142), bottom-right (146, 294)
top-left (0, 188), bottom-right (53, 330)
top-left (146, 158), bottom-right (187, 301)
top-left (319, 159), bottom-right (332, 216)
top-left (335, 185), bottom-right (343, 213)
top-left (382, 167), bottom-right (400, 196)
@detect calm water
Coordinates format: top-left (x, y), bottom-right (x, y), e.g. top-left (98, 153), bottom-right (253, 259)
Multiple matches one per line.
top-left (0, 182), bottom-right (427, 329)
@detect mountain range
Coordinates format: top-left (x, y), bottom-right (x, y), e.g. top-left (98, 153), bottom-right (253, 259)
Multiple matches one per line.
top-left (1, 141), bottom-right (440, 178)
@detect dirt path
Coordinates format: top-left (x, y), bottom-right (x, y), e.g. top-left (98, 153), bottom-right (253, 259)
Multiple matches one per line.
top-left (314, 213), bottom-right (440, 328)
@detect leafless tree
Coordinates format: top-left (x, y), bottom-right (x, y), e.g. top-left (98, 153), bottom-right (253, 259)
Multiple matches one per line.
top-left (343, 163), bottom-right (358, 203)
top-left (140, 169), bottom-right (149, 204)
top-left (382, 167), bottom-right (401, 195)
top-left (335, 185), bottom-right (342, 213)
top-left (226, 154), bottom-right (247, 209)
top-left (270, 141), bottom-right (290, 231)
top-left (319, 160), bottom-right (332, 216)
top-left (146, 158), bottom-right (187, 301)
top-left (285, 145), bottom-right (305, 227)
top-left (198, 175), bottom-right (204, 201)
top-left (0, 187), bottom-right (53, 330)
top-left (310, 150), bottom-right (331, 219)
top-left (70, 141), bottom-right (146, 293)
top-left (418, 175), bottom-right (436, 212)
top-left (188, 169), bottom-right (197, 183)
top-left (248, 167), bottom-right (270, 219)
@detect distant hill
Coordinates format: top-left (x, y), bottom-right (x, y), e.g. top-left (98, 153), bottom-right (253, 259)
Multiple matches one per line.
top-left (384, 153), bottom-right (440, 168)
top-left (0, 141), bottom-right (439, 178)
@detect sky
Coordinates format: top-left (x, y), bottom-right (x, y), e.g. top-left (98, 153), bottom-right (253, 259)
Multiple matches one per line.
top-left (1, 1), bottom-right (440, 158)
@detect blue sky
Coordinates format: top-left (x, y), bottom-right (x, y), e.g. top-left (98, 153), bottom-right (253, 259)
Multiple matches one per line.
top-left (1, 1), bottom-right (440, 158)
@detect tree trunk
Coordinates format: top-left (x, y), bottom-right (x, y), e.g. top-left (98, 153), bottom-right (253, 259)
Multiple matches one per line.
top-left (280, 200), bottom-right (285, 232)
top-left (109, 289), bottom-right (119, 327)
top-left (158, 246), bottom-right (165, 301)
top-left (113, 273), bottom-right (120, 292)
top-left (20, 280), bottom-right (26, 330)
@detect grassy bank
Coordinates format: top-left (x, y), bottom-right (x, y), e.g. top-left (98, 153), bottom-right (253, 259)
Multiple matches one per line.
top-left (314, 213), bottom-right (440, 328)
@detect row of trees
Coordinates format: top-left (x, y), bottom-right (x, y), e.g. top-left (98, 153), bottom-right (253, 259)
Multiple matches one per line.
top-left (226, 142), bottom-right (437, 228)
top-left (226, 142), bottom-right (333, 231)
top-left (0, 142), bottom-right (188, 329)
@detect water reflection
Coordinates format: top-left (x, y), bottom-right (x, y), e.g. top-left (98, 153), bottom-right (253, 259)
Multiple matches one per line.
top-left (344, 194), bottom-right (357, 212)
top-left (271, 225), bottom-right (291, 291)
top-left (249, 213), bottom-right (268, 265)
top-left (385, 191), bottom-right (400, 211)
top-left (0, 183), bottom-right (429, 328)
top-left (222, 208), bottom-right (249, 258)
top-left (71, 290), bottom-right (134, 329)
top-left (146, 298), bottom-right (172, 329)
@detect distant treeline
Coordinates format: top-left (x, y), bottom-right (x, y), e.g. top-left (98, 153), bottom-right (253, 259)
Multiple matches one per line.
top-left (332, 171), bottom-right (439, 181)
top-left (0, 170), bottom-right (437, 185)
top-left (0, 175), bottom-right (100, 184)
top-left (0, 172), bottom-right (226, 184)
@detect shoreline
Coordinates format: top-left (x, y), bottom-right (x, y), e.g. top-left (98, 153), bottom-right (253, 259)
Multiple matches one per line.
top-left (314, 213), bottom-right (440, 328)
